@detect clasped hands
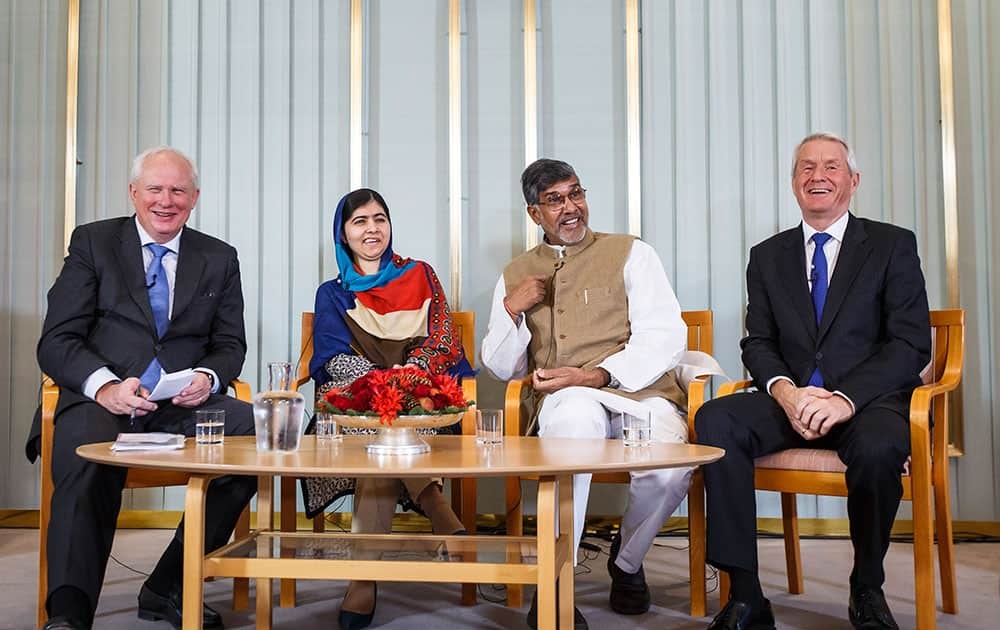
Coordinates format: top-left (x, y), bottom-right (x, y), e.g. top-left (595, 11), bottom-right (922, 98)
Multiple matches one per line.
top-left (771, 380), bottom-right (853, 440)
top-left (95, 372), bottom-right (213, 417)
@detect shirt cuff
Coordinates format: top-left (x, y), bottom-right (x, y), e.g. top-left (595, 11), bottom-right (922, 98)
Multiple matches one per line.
top-left (193, 368), bottom-right (221, 394)
top-left (832, 390), bottom-right (856, 414)
top-left (82, 367), bottom-right (121, 401)
top-left (766, 375), bottom-right (795, 396)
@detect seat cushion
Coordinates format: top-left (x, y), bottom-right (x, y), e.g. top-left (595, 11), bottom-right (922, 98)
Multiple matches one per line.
top-left (755, 448), bottom-right (911, 476)
top-left (755, 448), bottom-right (847, 473)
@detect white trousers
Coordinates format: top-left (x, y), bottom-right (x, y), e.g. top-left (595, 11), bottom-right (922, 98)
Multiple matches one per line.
top-left (536, 388), bottom-right (693, 574)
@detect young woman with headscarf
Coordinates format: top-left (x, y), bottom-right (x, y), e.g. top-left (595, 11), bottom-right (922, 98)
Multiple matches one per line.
top-left (302, 188), bottom-right (474, 629)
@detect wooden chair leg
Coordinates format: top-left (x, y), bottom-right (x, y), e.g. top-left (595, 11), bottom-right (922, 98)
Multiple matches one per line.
top-left (687, 470), bottom-right (707, 617)
top-left (313, 513), bottom-right (325, 533)
top-left (279, 476), bottom-right (298, 607)
top-left (780, 492), bottom-right (803, 594)
top-left (911, 463), bottom-right (936, 629)
top-left (458, 477), bottom-right (478, 606)
top-left (505, 476), bottom-right (524, 608)
top-left (719, 570), bottom-right (730, 607)
top-left (232, 505), bottom-right (251, 610)
top-left (933, 471), bottom-right (958, 614)
top-left (37, 503), bottom-right (49, 628)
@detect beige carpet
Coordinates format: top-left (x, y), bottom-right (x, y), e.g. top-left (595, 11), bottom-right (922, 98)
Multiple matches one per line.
top-left (3, 528), bottom-right (996, 629)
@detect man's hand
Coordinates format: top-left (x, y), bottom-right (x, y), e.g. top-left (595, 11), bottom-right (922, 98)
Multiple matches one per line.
top-left (771, 381), bottom-right (853, 439)
top-left (799, 392), bottom-right (853, 436)
top-left (95, 377), bottom-right (157, 417)
top-left (532, 366), bottom-right (607, 394)
top-left (505, 274), bottom-right (548, 318)
top-left (172, 372), bottom-right (213, 408)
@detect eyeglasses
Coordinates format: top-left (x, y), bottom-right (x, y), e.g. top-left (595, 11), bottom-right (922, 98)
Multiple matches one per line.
top-left (537, 186), bottom-right (587, 210)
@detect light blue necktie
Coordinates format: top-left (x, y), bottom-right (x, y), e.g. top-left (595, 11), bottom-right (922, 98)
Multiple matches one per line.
top-left (808, 233), bottom-right (832, 387)
top-left (139, 244), bottom-right (170, 391)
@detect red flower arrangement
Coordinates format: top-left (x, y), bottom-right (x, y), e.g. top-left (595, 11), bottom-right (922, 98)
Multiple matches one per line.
top-left (320, 367), bottom-right (471, 425)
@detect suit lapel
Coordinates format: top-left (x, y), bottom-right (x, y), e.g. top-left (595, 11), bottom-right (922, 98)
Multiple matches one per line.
top-left (777, 225), bottom-right (818, 338)
top-left (114, 218), bottom-right (157, 334)
top-left (172, 230), bottom-right (204, 324)
top-left (818, 214), bottom-right (872, 342)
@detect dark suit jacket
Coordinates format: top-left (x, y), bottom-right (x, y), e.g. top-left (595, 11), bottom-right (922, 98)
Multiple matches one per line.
top-left (741, 214), bottom-right (931, 416)
top-left (26, 216), bottom-right (247, 461)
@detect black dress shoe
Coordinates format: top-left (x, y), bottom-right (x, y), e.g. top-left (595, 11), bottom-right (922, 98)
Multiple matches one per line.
top-left (137, 582), bottom-right (223, 629)
top-left (707, 598), bottom-right (776, 630)
top-left (41, 616), bottom-right (86, 630)
top-left (526, 585), bottom-right (588, 630)
top-left (606, 533), bottom-right (651, 615)
top-left (849, 587), bottom-right (899, 629)
top-left (339, 583), bottom-right (377, 630)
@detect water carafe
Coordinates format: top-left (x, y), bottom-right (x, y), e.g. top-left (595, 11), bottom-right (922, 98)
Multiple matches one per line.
top-left (253, 361), bottom-right (306, 452)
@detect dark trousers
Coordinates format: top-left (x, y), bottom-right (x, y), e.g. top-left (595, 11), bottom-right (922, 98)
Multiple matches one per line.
top-left (46, 394), bottom-right (257, 617)
top-left (695, 391), bottom-right (910, 590)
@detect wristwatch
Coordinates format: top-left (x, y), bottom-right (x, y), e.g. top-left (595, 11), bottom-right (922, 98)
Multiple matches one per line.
top-left (606, 372), bottom-right (620, 389)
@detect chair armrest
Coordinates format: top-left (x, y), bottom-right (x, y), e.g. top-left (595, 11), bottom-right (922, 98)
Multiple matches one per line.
top-left (686, 373), bottom-right (711, 437)
top-left (293, 375), bottom-right (312, 391)
top-left (504, 377), bottom-right (531, 436)
top-left (717, 379), bottom-right (754, 397)
top-left (229, 378), bottom-right (252, 403)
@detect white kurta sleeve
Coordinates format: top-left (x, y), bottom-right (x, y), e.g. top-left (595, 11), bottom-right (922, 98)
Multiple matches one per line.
top-left (597, 240), bottom-right (686, 392)
top-left (481, 274), bottom-right (533, 381)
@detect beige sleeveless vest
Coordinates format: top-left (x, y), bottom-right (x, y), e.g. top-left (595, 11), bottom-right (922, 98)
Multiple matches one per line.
top-left (502, 230), bottom-right (685, 417)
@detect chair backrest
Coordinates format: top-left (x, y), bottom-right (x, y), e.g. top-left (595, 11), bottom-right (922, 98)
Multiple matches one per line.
top-left (295, 310), bottom-right (475, 389)
top-left (681, 310), bottom-right (713, 354)
top-left (929, 309), bottom-right (964, 385)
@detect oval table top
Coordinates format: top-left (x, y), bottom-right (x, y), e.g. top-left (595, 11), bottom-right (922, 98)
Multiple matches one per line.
top-left (77, 435), bottom-right (723, 478)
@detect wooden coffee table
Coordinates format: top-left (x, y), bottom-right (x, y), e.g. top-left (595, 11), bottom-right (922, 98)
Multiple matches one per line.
top-left (78, 435), bottom-right (723, 629)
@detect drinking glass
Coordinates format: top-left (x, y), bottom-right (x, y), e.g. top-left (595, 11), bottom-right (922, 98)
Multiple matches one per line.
top-left (315, 412), bottom-right (341, 441)
top-left (476, 409), bottom-right (503, 445)
top-left (195, 409), bottom-right (225, 444)
top-left (620, 410), bottom-right (652, 447)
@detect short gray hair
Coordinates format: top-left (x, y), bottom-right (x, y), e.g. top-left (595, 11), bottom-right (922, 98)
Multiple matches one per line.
top-left (790, 132), bottom-right (858, 178)
top-left (131, 146), bottom-right (200, 188)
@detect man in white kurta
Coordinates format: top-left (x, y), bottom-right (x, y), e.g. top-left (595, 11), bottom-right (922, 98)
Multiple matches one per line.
top-left (482, 158), bottom-right (693, 628)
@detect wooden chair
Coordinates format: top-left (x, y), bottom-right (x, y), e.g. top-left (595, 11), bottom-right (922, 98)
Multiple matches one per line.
top-left (37, 377), bottom-right (254, 628)
top-left (501, 310), bottom-right (716, 615)
top-left (279, 310), bottom-right (479, 607)
top-left (693, 309), bottom-right (963, 630)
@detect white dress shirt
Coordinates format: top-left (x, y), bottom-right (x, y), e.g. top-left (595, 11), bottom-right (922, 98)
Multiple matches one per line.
top-left (82, 219), bottom-right (220, 400)
top-left (481, 238), bottom-right (687, 391)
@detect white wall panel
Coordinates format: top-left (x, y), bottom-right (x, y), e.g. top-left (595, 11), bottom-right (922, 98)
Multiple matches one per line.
top-left (368, 0), bottom-right (450, 275)
top-left (0, 0), bottom-right (66, 509)
top-left (952, 0), bottom-right (999, 521)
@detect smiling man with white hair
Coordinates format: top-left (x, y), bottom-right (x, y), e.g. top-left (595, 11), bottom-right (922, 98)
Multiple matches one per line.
top-left (696, 133), bottom-right (931, 630)
top-left (27, 146), bottom-right (256, 630)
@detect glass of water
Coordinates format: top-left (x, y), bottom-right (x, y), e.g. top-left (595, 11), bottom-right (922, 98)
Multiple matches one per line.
top-left (620, 410), bottom-right (652, 447)
top-left (195, 409), bottom-right (225, 444)
top-left (315, 412), bottom-right (341, 441)
top-left (476, 409), bottom-right (503, 445)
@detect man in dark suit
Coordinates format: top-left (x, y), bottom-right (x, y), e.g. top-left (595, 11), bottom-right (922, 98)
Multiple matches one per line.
top-left (26, 146), bottom-right (257, 630)
top-left (696, 133), bottom-right (931, 630)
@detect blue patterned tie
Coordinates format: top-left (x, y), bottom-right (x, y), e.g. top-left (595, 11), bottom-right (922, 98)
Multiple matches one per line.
top-left (808, 232), bottom-right (832, 387)
top-left (139, 244), bottom-right (170, 391)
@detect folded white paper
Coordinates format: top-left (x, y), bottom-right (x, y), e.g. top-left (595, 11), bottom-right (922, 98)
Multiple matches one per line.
top-left (147, 368), bottom-right (196, 401)
top-left (111, 432), bottom-right (186, 451)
